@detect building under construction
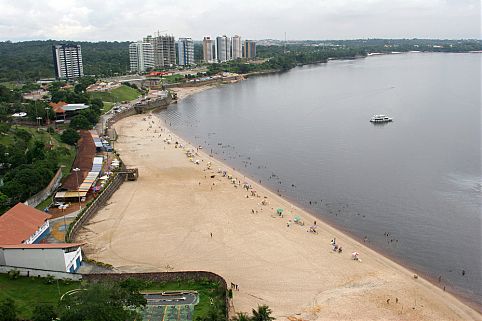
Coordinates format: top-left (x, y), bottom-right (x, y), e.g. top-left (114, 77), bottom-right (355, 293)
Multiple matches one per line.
top-left (143, 34), bottom-right (176, 68)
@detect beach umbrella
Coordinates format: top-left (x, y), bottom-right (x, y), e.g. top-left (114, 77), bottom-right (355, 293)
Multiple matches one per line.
top-left (276, 208), bottom-right (284, 214)
top-left (294, 215), bottom-right (301, 222)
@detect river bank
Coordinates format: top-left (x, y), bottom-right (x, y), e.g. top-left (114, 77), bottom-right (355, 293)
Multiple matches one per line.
top-left (76, 107), bottom-right (481, 320)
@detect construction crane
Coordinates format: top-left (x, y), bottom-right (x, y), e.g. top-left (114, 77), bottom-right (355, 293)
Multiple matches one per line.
top-left (156, 29), bottom-right (168, 36)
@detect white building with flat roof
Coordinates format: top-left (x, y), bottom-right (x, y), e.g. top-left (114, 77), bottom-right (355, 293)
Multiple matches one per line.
top-left (232, 35), bottom-right (242, 59)
top-left (0, 243), bottom-right (83, 273)
top-left (0, 203), bottom-right (83, 273)
top-left (52, 44), bottom-right (84, 80)
top-left (129, 41), bottom-right (155, 73)
top-left (216, 35), bottom-right (231, 62)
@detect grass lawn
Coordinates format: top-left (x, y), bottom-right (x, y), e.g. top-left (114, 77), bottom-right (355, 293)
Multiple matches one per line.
top-left (90, 85), bottom-right (141, 103)
top-left (102, 101), bottom-right (115, 113)
top-left (163, 74), bottom-right (185, 84)
top-left (36, 196), bottom-right (53, 211)
top-left (142, 279), bottom-right (226, 319)
top-left (0, 81), bottom-right (20, 89)
top-left (5, 126), bottom-right (76, 176)
top-left (0, 274), bottom-right (80, 319)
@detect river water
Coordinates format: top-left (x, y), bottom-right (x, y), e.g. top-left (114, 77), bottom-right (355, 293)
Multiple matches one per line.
top-left (157, 53), bottom-right (481, 305)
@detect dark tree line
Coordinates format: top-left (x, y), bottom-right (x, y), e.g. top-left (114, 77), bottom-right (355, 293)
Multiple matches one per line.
top-left (0, 40), bottom-right (130, 82)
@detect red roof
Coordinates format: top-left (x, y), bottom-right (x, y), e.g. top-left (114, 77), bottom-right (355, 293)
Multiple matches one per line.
top-left (0, 243), bottom-right (83, 249)
top-left (49, 101), bottom-right (67, 114)
top-left (147, 71), bottom-right (170, 77)
top-left (0, 203), bottom-right (52, 245)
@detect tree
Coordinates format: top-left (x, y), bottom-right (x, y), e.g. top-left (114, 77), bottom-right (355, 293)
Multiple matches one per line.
top-left (0, 122), bottom-right (10, 134)
top-left (58, 282), bottom-right (146, 321)
top-left (0, 191), bottom-right (9, 214)
top-left (231, 312), bottom-right (252, 321)
top-left (70, 114), bottom-right (92, 130)
top-left (61, 128), bottom-right (80, 145)
top-left (90, 98), bottom-right (104, 113)
top-left (251, 305), bottom-right (275, 321)
top-left (14, 128), bottom-right (32, 142)
top-left (0, 298), bottom-right (17, 321)
top-left (26, 140), bottom-right (46, 163)
top-left (80, 109), bottom-right (99, 125)
top-left (32, 304), bottom-right (57, 321)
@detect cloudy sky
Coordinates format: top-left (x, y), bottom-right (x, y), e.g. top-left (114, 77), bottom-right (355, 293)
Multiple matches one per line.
top-left (0, 0), bottom-right (480, 41)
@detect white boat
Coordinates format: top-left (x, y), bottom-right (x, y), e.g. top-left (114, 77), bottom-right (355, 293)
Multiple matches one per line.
top-left (370, 115), bottom-right (393, 123)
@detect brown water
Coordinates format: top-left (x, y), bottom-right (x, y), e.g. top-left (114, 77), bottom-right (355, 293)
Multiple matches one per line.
top-left (158, 53), bottom-right (481, 305)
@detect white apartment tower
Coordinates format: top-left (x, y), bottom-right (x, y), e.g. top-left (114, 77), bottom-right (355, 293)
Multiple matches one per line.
top-left (232, 35), bottom-right (242, 59)
top-left (216, 35), bottom-right (231, 62)
top-left (203, 37), bottom-right (217, 63)
top-left (177, 38), bottom-right (195, 66)
top-left (129, 41), bottom-right (155, 72)
top-left (144, 34), bottom-right (176, 67)
top-left (52, 44), bottom-right (84, 80)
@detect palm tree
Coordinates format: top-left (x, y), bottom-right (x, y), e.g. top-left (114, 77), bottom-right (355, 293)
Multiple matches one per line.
top-left (231, 312), bottom-right (252, 321)
top-left (251, 305), bottom-right (275, 321)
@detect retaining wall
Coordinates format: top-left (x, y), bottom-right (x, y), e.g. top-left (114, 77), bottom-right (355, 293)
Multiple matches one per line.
top-left (106, 95), bottom-right (171, 129)
top-left (164, 75), bottom-right (243, 89)
top-left (67, 172), bottom-right (125, 242)
top-left (24, 168), bottom-right (63, 208)
top-left (0, 265), bottom-right (82, 281)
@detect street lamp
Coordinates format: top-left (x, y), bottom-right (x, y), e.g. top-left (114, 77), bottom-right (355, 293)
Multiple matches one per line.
top-left (44, 107), bottom-right (50, 127)
top-left (73, 168), bottom-right (81, 210)
top-left (45, 107), bottom-right (52, 146)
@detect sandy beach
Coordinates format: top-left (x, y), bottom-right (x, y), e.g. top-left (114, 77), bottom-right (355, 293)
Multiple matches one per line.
top-left (170, 84), bottom-right (218, 100)
top-left (77, 90), bottom-right (481, 320)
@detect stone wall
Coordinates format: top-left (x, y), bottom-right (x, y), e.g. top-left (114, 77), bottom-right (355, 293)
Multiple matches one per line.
top-left (24, 168), bottom-right (63, 208)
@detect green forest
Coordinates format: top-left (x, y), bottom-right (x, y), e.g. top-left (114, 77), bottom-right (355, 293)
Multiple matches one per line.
top-left (0, 40), bottom-right (130, 82)
top-left (1, 39), bottom-right (480, 83)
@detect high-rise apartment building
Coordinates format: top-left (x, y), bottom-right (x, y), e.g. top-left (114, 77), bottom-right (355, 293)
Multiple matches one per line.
top-left (232, 35), bottom-right (242, 59)
top-left (243, 40), bottom-right (257, 59)
top-left (129, 41), bottom-right (155, 72)
top-left (203, 37), bottom-right (217, 63)
top-left (216, 35), bottom-right (231, 62)
top-left (52, 44), bottom-right (84, 80)
top-left (177, 38), bottom-right (195, 66)
top-left (144, 34), bottom-right (176, 68)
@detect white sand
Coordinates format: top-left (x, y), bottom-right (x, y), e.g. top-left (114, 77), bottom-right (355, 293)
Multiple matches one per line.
top-left (77, 111), bottom-right (481, 321)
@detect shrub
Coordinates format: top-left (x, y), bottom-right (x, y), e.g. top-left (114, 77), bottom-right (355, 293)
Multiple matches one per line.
top-left (7, 270), bottom-right (20, 280)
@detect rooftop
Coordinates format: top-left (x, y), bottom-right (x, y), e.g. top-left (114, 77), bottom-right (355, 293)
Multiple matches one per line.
top-left (0, 243), bottom-right (83, 249)
top-left (0, 203), bottom-right (52, 245)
